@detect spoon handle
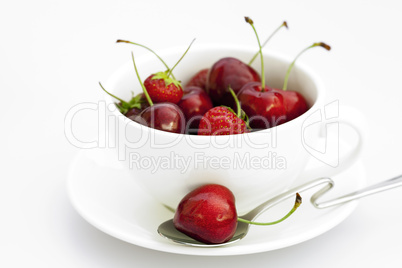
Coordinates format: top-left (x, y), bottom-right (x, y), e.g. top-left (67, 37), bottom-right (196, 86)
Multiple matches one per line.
top-left (242, 177), bottom-right (333, 221)
top-left (312, 173), bottom-right (402, 209)
top-left (242, 174), bottom-right (402, 221)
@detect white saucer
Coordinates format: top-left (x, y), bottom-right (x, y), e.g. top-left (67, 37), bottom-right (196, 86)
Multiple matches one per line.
top-left (66, 148), bottom-right (366, 256)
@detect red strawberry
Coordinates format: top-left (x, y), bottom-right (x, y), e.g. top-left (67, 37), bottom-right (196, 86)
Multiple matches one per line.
top-left (198, 87), bottom-right (249, 135)
top-left (144, 72), bottom-right (183, 104)
top-left (185, 68), bottom-right (209, 90)
top-left (198, 106), bottom-right (249, 135)
top-left (117, 39), bottom-right (196, 105)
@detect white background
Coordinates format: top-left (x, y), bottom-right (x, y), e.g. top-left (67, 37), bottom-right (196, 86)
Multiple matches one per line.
top-left (1, 0), bottom-right (402, 267)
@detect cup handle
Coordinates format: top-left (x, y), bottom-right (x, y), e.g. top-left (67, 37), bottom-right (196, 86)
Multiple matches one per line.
top-left (297, 103), bottom-right (367, 182)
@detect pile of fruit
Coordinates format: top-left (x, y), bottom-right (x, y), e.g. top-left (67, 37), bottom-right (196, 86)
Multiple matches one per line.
top-left (101, 17), bottom-right (330, 135)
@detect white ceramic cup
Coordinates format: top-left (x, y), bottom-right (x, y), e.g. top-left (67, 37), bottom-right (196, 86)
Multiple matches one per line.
top-left (103, 44), bottom-right (366, 215)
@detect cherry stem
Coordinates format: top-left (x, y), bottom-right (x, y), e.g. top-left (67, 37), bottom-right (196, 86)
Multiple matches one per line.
top-left (167, 38), bottom-right (196, 78)
top-left (248, 21), bottom-right (288, 65)
top-left (282, 42), bottom-right (331, 91)
top-left (237, 193), bottom-right (302, 226)
top-left (131, 51), bottom-right (153, 106)
top-left (117, 39), bottom-right (176, 80)
top-left (245, 17), bottom-right (265, 89)
top-left (99, 82), bottom-right (126, 104)
top-left (229, 87), bottom-right (241, 118)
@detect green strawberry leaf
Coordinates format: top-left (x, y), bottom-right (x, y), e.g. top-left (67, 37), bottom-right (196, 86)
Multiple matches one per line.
top-left (128, 93), bottom-right (145, 107)
top-left (116, 103), bottom-right (129, 115)
top-left (151, 71), bottom-right (182, 89)
top-left (113, 93), bottom-right (143, 114)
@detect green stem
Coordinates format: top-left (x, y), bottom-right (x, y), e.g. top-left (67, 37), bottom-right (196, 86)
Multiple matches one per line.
top-left (237, 193), bottom-right (302, 225)
top-left (283, 42), bottom-right (331, 91)
top-left (117, 39), bottom-right (176, 80)
top-left (228, 86), bottom-right (252, 130)
top-left (131, 52), bottom-right (153, 106)
top-left (167, 38), bottom-right (196, 78)
top-left (229, 87), bottom-right (241, 118)
top-left (245, 17), bottom-right (265, 88)
top-left (238, 207), bottom-right (296, 225)
top-left (248, 21), bottom-right (288, 65)
top-left (99, 82), bottom-right (126, 103)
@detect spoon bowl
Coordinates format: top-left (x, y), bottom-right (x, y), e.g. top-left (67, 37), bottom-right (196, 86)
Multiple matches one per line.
top-left (157, 219), bottom-right (248, 247)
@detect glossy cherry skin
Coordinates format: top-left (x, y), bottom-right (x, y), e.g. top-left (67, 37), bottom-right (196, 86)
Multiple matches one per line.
top-left (173, 184), bottom-right (238, 244)
top-left (178, 86), bottom-right (213, 134)
top-left (277, 89), bottom-right (309, 122)
top-left (137, 103), bottom-right (186, 134)
top-left (237, 82), bottom-right (287, 130)
top-left (125, 107), bottom-right (142, 118)
top-left (185, 68), bottom-right (209, 90)
top-left (207, 57), bottom-right (260, 105)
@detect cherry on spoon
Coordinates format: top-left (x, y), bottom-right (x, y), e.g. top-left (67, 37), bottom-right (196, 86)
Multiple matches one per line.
top-left (157, 175), bottom-right (402, 247)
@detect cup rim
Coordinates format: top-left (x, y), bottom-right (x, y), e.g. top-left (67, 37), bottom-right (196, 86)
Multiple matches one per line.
top-left (103, 43), bottom-right (325, 139)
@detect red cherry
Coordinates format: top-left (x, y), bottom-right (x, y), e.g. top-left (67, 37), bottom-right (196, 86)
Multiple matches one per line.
top-left (238, 82), bottom-right (287, 129)
top-left (206, 57), bottom-right (260, 105)
top-left (125, 108), bottom-right (142, 118)
top-left (138, 103), bottom-right (186, 134)
top-left (275, 90), bottom-right (308, 121)
top-left (173, 184), bottom-right (302, 245)
top-left (173, 184), bottom-right (238, 244)
top-left (185, 68), bottom-right (209, 90)
top-left (178, 86), bottom-right (213, 134)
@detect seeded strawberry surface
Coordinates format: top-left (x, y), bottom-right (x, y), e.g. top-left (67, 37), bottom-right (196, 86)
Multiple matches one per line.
top-left (144, 74), bottom-right (183, 104)
top-left (198, 106), bottom-right (249, 135)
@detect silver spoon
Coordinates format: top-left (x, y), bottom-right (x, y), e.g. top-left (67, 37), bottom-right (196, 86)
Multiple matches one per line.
top-left (157, 174), bottom-right (402, 247)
